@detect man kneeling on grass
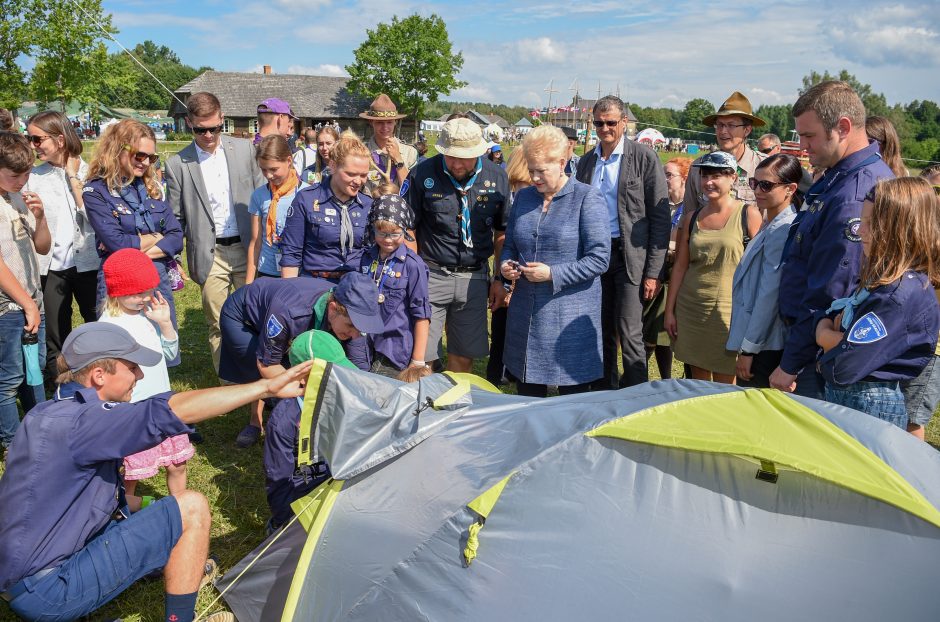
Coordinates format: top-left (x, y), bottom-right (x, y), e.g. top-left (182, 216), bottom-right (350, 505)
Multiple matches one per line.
top-left (0, 322), bottom-right (311, 622)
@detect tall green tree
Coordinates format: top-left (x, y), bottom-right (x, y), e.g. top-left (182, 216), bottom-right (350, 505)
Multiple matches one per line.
top-left (29, 0), bottom-right (133, 110)
top-left (102, 41), bottom-right (210, 111)
top-left (680, 98), bottom-right (716, 134)
top-left (346, 13), bottom-right (467, 138)
top-left (754, 104), bottom-right (794, 143)
top-left (800, 69), bottom-right (889, 117)
top-left (0, 0), bottom-right (32, 109)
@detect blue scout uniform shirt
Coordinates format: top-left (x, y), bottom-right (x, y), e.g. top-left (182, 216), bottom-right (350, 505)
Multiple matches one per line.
top-left (248, 181), bottom-right (308, 276)
top-left (0, 383), bottom-right (191, 591)
top-left (359, 243), bottom-right (432, 370)
top-left (278, 177), bottom-right (371, 274)
top-left (82, 178), bottom-right (184, 260)
top-left (778, 141), bottom-right (893, 374)
top-left (263, 397), bottom-right (330, 528)
top-left (407, 155), bottom-right (510, 267)
top-left (818, 272), bottom-right (940, 385)
top-left (239, 277), bottom-right (333, 367)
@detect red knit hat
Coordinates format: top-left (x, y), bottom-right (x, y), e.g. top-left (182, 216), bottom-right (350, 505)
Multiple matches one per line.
top-left (102, 248), bottom-right (160, 297)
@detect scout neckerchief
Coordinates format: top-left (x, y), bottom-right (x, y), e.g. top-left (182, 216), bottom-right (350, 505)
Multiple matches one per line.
top-left (118, 178), bottom-right (157, 233)
top-left (370, 149), bottom-right (393, 184)
top-left (329, 190), bottom-right (357, 258)
top-left (826, 287), bottom-right (871, 330)
top-left (312, 290), bottom-right (331, 328)
top-left (442, 157), bottom-right (483, 249)
top-left (266, 172), bottom-right (299, 244)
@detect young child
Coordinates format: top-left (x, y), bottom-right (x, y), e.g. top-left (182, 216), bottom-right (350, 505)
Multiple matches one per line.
top-left (816, 177), bottom-right (940, 429)
top-left (359, 193), bottom-right (431, 378)
top-left (247, 135), bottom-right (307, 283)
top-left (98, 248), bottom-right (193, 502)
top-left (0, 132), bottom-right (51, 453)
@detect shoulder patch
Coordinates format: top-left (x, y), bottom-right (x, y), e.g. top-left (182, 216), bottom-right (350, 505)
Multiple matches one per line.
top-left (102, 401), bottom-right (118, 410)
top-left (82, 186), bottom-right (94, 194)
top-left (423, 177), bottom-right (435, 189)
top-left (847, 312), bottom-right (888, 344)
top-left (266, 315), bottom-right (285, 339)
top-left (843, 217), bottom-right (862, 243)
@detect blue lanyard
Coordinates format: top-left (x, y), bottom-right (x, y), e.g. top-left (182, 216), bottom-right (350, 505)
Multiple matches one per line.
top-left (370, 255), bottom-right (399, 296)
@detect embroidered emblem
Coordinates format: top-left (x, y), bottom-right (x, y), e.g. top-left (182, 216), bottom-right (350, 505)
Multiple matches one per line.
top-left (843, 217), bottom-right (862, 243)
top-left (82, 186), bottom-right (94, 194)
top-left (102, 401), bottom-right (118, 410)
top-left (266, 315), bottom-right (284, 338)
top-left (399, 179), bottom-right (411, 196)
top-left (313, 200), bottom-right (320, 212)
top-left (423, 177), bottom-right (435, 189)
top-left (847, 312), bottom-right (887, 344)
top-left (325, 208), bottom-right (337, 216)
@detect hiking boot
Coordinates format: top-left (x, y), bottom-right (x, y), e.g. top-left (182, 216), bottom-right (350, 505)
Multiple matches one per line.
top-left (204, 612), bottom-right (235, 622)
top-left (199, 555), bottom-right (220, 591)
top-left (235, 424), bottom-right (261, 448)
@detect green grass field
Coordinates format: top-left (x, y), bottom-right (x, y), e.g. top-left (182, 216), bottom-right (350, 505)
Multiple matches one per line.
top-left (0, 138), bottom-right (936, 621)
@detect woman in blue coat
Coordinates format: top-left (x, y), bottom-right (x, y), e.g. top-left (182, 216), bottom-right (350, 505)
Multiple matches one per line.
top-left (500, 126), bottom-right (610, 397)
top-left (83, 120), bottom-right (184, 365)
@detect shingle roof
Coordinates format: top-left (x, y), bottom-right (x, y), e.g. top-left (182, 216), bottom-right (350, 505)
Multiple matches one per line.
top-left (570, 97), bottom-right (638, 122)
top-left (171, 71), bottom-right (371, 119)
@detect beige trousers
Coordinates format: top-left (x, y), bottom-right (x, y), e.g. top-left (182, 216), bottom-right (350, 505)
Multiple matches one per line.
top-left (202, 243), bottom-right (247, 372)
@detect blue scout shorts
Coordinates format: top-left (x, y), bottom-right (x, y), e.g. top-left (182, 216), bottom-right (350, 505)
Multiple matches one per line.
top-left (825, 380), bottom-right (908, 430)
top-left (902, 354), bottom-right (940, 427)
top-left (8, 496), bottom-right (183, 622)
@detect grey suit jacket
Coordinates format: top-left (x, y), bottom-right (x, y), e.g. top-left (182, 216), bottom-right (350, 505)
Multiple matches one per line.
top-left (575, 139), bottom-right (670, 285)
top-left (726, 206), bottom-right (797, 353)
top-left (164, 135), bottom-right (262, 285)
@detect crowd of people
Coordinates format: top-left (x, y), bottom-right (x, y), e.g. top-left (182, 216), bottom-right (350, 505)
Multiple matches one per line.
top-left (0, 80), bottom-right (939, 622)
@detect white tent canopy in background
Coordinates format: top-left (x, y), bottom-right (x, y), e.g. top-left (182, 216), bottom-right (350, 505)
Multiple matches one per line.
top-left (636, 127), bottom-right (666, 145)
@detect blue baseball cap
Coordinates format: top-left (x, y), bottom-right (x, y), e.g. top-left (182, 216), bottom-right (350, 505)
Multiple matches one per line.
top-left (334, 272), bottom-right (384, 335)
top-left (692, 151), bottom-right (738, 171)
top-left (62, 322), bottom-right (162, 372)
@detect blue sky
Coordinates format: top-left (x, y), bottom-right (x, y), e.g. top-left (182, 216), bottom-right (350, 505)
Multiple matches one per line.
top-left (104, 0), bottom-right (940, 111)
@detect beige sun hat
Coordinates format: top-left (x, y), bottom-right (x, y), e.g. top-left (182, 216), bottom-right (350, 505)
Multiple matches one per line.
top-left (435, 118), bottom-right (488, 158)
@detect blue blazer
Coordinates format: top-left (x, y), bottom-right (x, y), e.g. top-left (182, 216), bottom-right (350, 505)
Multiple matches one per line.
top-left (501, 177), bottom-right (610, 385)
top-left (726, 206), bottom-right (796, 354)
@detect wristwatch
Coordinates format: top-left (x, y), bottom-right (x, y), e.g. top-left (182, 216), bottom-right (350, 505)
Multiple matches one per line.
top-left (393, 160), bottom-right (404, 169)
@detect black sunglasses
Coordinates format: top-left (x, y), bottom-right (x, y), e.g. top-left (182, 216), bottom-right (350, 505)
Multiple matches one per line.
top-left (26, 134), bottom-right (51, 146)
top-left (748, 177), bottom-right (787, 193)
top-left (123, 145), bottom-right (159, 165)
top-left (592, 120), bottom-right (621, 128)
top-left (758, 147), bottom-right (776, 154)
top-left (191, 124), bottom-right (224, 135)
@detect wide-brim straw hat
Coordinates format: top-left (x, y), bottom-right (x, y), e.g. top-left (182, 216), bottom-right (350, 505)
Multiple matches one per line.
top-left (435, 118), bottom-right (488, 158)
top-left (702, 91), bottom-right (766, 127)
top-left (359, 93), bottom-right (407, 120)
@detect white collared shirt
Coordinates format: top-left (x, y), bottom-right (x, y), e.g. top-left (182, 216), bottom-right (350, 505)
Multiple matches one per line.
top-left (195, 143), bottom-right (239, 237)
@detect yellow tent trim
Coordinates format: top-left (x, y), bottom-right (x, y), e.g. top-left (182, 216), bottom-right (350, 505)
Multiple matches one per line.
top-left (433, 372), bottom-right (501, 410)
top-left (281, 479), bottom-right (344, 622)
top-left (464, 472), bottom-right (515, 566)
top-left (296, 359), bottom-right (330, 467)
top-left (587, 388), bottom-right (940, 529)
top-left (290, 477), bottom-right (343, 533)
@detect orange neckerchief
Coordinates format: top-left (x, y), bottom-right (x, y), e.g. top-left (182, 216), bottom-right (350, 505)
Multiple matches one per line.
top-left (266, 173), bottom-right (299, 244)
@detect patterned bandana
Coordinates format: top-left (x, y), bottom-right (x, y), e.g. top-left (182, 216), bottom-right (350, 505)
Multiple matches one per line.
top-left (367, 194), bottom-right (414, 245)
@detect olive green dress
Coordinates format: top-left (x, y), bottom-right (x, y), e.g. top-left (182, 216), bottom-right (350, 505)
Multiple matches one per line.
top-left (674, 202), bottom-right (745, 375)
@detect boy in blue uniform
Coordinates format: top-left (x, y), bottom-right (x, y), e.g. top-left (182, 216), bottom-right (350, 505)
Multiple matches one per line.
top-left (0, 322), bottom-right (310, 622)
top-left (359, 194), bottom-right (432, 377)
top-left (770, 81), bottom-right (894, 397)
top-left (263, 330), bottom-right (356, 532)
top-left (219, 271), bottom-right (383, 446)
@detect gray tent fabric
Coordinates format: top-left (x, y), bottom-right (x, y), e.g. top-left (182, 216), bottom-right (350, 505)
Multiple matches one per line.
top-left (222, 375), bottom-right (940, 621)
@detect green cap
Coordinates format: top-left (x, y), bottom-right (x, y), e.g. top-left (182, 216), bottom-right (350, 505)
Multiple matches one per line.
top-left (288, 330), bottom-right (356, 369)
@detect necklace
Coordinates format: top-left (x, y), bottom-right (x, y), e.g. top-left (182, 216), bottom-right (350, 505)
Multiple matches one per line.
top-left (372, 255), bottom-right (392, 303)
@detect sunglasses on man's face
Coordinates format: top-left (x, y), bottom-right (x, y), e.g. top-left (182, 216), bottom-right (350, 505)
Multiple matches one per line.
top-left (123, 145), bottom-right (159, 165)
top-left (191, 124), bottom-right (224, 135)
top-left (593, 120), bottom-right (621, 128)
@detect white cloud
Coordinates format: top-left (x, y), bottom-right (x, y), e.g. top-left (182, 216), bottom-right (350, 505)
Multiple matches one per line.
top-left (514, 37), bottom-right (566, 63)
top-left (748, 88), bottom-right (788, 106)
top-left (828, 6), bottom-right (940, 67)
top-left (453, 85), bottom-right (495, 101)
top-left (287, 64), bottom-right (348, 77)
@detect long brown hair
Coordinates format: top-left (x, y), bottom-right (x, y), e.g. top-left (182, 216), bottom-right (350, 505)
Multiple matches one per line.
top-left (255, 134), bottom-right (293, 163)
top-left (866, 116), bottom-right (906, 178)
top-left (27, 110), bottom-right (83, 160)
top-left (505, 147), bottom-right (532, 193)
top-left (861, 177), bottom-right (940, 289)
top-left (87, 119), bottom-right (162, 198)
top-left (316, 126), bottom-right (341, 169)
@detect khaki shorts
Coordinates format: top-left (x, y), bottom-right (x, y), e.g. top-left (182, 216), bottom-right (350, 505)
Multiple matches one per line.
top-left (425, 266), bottom-right (490, 361)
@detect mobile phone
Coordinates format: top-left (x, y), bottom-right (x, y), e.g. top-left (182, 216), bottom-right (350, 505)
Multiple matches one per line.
top-left (516, 253), bottom-right (529, 267)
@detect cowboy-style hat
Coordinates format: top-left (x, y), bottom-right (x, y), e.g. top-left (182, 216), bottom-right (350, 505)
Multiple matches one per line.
top-left (360, 93), bottom-right (407, 121)
top-left (702, 91), bottom-right (766, 127)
